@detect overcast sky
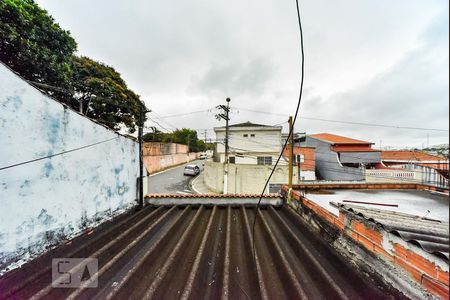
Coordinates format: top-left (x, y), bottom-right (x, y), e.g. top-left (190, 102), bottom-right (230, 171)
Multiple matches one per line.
top-left (36, 0), bottom-right (449, 148)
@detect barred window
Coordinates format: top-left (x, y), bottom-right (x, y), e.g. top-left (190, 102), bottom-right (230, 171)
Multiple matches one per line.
top-left (257, 156), bottom-right (272, 165)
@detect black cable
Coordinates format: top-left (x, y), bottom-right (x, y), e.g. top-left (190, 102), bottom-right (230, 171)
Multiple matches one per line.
top-left (234, 107), bottom-right (449, 132)
top-left (251, 0), bottom-right (305, 260)
top-left (156, 108), bottom-right (214, 119)
top-left (0, 137), bottom-right (119, 171)
top-left (146, 116), bottom-right (173, 133)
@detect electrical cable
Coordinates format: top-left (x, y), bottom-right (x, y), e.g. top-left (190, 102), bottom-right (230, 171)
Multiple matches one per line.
top-left (146, 116), bottom-right (173, 133)
top-left (149, 111), bottom-right (178, 130)
top-left (252, 0), bottom-right (305, 260)
top-left (0, 137), bottom-right (119, 171)
top-left (226, 142), bottom-right (448, 178)
top-left (234, 107), bottom-right (449, 132)
top-left (155, 108), bottom-right (214, 119)
top-left (216, 139), bottom-right (448, 185)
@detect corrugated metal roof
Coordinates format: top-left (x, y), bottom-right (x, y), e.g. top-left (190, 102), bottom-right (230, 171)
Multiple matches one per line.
top-left (0, 204), bottom-right (404, 299)
top-left (333, 202), bottom-right (450, 260)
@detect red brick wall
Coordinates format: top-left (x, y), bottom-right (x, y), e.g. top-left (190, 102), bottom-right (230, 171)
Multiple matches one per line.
top-left (282, 147), bottom-right (315, 171)
top-left (282, 185), bottom-right (449, 299)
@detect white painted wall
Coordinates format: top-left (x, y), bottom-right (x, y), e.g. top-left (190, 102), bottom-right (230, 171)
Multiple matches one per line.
top-left (204, 161), bottom-right (300, 194)
top-left (215, 126), bottom-right (283, 164)
top-left (0, 63), bottom-right (139, 273)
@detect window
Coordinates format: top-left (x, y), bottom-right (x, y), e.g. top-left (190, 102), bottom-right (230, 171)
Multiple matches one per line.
top-left (293, 154), bottom-right (305, 165)
top-left (243, 134), bottom-right (248, 137)
top-left (250, 134), bottom-right (255, 137)
top-left (257, 156), bottom-right (272, 165)
top-left (229, 157), bottom-right (235, 164)
top-left (269, 184), bottom-right (281, 193)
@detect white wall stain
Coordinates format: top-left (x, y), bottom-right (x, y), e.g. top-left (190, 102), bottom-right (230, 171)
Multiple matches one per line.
top-left (0, 63), bottom-right (139, 273)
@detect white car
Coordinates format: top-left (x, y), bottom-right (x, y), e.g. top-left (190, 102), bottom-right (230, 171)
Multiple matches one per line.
top-left (183, 164), bottom-right (200, 176)
top-left (199, 153), bottom-right (207, 160)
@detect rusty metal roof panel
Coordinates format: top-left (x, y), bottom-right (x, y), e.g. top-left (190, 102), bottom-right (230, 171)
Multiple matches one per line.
top-left (333, 202), bottom-right (450, 260)
top-left (0, 205), bottom-right (405, 299)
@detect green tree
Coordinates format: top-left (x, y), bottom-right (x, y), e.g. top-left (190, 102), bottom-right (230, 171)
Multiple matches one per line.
top-left (70, 56), bottom-right (145, 132)
top-left (143, 128), bottom-right (209, 152)
top-left (0, 0), bottom-right (77, 94)
top-left (143, 128), bottom-right (166, 142)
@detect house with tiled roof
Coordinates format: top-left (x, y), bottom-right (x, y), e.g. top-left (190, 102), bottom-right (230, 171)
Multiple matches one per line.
top-left (300, 133), bottom-right (381, 181)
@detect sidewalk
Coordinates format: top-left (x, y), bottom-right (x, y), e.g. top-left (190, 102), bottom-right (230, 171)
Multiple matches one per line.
top-left (190, 172), bottom-right (218, 194)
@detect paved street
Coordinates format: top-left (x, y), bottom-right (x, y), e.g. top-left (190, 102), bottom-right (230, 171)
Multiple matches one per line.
top-left (147, 160), bottom-right (204, 194)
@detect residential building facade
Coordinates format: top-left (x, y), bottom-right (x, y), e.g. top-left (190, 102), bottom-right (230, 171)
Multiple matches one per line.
top-left (300, 133), bottom-right (381, 181)
top-left (214, 122), bottom-right (284, 165)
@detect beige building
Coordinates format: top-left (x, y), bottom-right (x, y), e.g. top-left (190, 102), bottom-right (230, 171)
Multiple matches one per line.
top-left (214, 122), bottom-right (285, 165)
top-left (206, 122), bottom-right (309, 194)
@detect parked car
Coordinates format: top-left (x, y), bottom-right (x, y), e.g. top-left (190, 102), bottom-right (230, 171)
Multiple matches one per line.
top-left (199, 153), bottom-right (207, 160)
top-left (183, 164), bottom-right (200, 176)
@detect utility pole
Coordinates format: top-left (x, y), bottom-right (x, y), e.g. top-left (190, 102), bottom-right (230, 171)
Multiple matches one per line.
top-left (288, 116), bottom-right (294, 189)
top-left (215, 98), bottom-right (231, 194)
top-left (187, 134), bottom-right (191, 153)
top-left (138, 104), bottom-right (150, 210)
top-left (204, 130), bottom-right (208, 143)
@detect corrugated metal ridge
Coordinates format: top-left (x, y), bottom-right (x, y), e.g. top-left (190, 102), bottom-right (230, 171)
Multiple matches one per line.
top-left (0, 205), bottom-right (404, 299)
top-left (334, 202), bottom-right (449, 260)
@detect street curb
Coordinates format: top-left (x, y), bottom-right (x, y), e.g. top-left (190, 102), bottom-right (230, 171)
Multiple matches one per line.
top-left (190, 175), bottom-right (202, 194)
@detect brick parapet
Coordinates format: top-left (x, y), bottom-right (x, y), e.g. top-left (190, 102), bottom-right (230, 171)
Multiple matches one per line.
top-left (282, 184), bottom-right (449, 299)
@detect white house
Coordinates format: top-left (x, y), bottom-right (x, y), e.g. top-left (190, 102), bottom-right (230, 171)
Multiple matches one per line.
top-left (213, 122), bottom-right (285, 165)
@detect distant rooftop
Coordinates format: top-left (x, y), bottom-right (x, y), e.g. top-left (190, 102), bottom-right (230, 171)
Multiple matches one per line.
top-left (229, 121), bottom-right (271, 127)
top-left (214, 121), bottom-right (282, 131)
top-left (381, 150), bottom-right (448, 162)
top-left (309, 133), bottom-right (373, 145)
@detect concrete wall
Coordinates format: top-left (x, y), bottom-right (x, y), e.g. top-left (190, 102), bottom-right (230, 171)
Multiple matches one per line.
top-left (0, 63), bottom-right (139, 272)
top-left (204, 161), bottom-right (300, 194)
top-left (302, 137), bottom-right (365, 181)
top-left (365, 169), bottom-right (422, 184)
top-left (143, 142), bottom-right (199, 174)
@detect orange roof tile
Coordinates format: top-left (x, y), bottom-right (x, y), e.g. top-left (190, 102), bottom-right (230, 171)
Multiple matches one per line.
top-left (310, 133), bottom-right (373, 145)
top-left (381, 150), bottom-right (448, 162)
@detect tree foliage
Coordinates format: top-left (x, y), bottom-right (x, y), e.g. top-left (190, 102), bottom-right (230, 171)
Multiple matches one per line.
top-left (71, 56), bottom-right (144, 132)
top-left (0, 0), bottom-right (76, 87)
top-left (143, 128), bottom-right (208, 152)
top-left (0, 0), bottom-right (148, 132)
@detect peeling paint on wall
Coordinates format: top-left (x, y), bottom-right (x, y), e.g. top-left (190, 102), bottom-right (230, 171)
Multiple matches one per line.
top-left (0, 63), bottom-right (139, 273)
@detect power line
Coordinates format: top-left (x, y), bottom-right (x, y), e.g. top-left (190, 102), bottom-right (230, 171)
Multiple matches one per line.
top-left (146, 116), bottom-right (173, 133)
top-left (155, 109), bottom-right (214, 119)
top-left (235, 107), bottom-right (449, 132)
top-left (0, 137), bottom-right (119, 171)
top-left (252, 0), bottom-right (306, 259)
top-left (148, 111), bottom-right (178, 130)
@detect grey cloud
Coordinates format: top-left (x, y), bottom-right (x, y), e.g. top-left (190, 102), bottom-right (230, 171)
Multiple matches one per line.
top-left (188, 57), bottom-right (278, 98)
